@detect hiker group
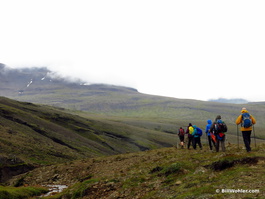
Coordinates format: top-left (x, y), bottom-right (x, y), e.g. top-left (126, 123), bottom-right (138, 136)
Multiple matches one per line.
top-left (178, 108), bottom-right (256, 152)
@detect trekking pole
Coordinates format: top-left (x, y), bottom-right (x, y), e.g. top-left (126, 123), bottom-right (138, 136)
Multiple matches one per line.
top-left (237, 125), bottom-right (239, 149)
top-left (253, 125), bottom-right (257, 148)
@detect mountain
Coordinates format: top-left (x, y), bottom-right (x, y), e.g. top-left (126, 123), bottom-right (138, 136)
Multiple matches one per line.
top-left (0, 63), bottom-right (137, 103)
top-left (209, 98), bottom-right (249, 104)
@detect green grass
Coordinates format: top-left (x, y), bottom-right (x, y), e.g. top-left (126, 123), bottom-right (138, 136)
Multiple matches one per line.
top-left (1, 91), bottom-right (265, 166)
top-left (15, 144), bottom-right (261, 199)
top-left (0, 97), bottom-right (182, 165)
top-left (1, 94), bottom-right (265, 198)
top-left (0, 186), bottom-right (47, 199)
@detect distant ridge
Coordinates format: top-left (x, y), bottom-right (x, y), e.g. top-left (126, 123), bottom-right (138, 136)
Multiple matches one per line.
top-left (208, 98), bottom-right (248, 104)
top-left (0, 64), bottom-right (138, 103)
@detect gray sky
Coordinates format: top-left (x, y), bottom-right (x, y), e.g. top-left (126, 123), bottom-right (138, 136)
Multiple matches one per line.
top-left (1, 0), bottom-right (265, 102)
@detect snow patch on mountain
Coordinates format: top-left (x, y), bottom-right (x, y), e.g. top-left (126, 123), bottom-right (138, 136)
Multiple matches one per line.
top-left (27, 79), bottom-right (33, 87)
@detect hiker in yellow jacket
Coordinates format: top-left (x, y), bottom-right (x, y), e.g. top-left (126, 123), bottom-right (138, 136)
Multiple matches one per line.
top-left (236, 108), bottom-right (256, 152)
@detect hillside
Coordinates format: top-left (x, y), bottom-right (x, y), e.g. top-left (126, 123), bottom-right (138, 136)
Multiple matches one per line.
top-left (1, 65), bottom-right (265, 141)
top-left (8, 144), bottom-right (265, 199)
top-left (0, 65), bottom-right (265, 198)
top-left (0, 97), bottom-right (177, 166)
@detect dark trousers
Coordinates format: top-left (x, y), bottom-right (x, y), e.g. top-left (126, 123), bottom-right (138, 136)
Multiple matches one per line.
top-left (242, 131), bottom-right (252, 152)
top-left (216, 135), bottom-right (225, 152)
top-left (208, 135), bottom-right (216, 150)
top-left (193, 137), bottom-right (202, 149)
top-left (187, 136), bottom-right (193, 149)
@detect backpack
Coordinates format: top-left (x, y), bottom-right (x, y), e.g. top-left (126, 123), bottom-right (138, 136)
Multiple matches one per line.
top-left (192, 126), bottom-right (202, 137)
top-left (179, 128), bottom-right (185, 136)
top-left (189, 126), bottom-right (194, 134)
top-left (193, 127), bottom-right (197, 135)
top-left (241, 113), bottom-right (252, 128)
top-left (196, 127), bottom-right (203, 137)
top-left (188, 126), bottom-right (194, 137)
top-left (216, 132), bottom-right (225, 140)
top-left (214, 119), bottom-right (227, 133)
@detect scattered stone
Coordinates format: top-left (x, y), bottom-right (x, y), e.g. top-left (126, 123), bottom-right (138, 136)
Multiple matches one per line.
top-left (175, 180), bottom-right (182, 185)
top-left (194, 166), bottom-right (207, 174)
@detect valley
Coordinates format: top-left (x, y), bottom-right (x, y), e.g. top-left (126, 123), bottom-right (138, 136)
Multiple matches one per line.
top-left (0, 64), bottom-right (265, 198)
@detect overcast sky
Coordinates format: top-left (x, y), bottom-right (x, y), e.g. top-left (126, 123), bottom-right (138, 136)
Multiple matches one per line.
top-left (1, 0), bottom-right (264, 102)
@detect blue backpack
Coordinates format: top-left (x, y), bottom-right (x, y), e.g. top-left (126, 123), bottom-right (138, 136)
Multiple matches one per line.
top-left (242, 113), bottom-right (252, 128)
top-left (195, 127), bottom-right (203, 137)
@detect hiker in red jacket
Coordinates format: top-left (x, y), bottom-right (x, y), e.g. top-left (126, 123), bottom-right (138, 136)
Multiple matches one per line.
top-left (178, 127), bottom-right (185, 149)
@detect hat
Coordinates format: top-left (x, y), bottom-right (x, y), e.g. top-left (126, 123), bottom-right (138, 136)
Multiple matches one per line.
top-left (241, 107), bottom-right (248, 113)
top-left (216, 115), bottom-right (221, 120)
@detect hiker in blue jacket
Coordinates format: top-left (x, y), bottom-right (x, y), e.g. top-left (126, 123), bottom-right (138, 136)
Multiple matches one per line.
top-left (205, 119), bottom-right (215, 151)
top-left (192, 125), bottom-right (203, 150)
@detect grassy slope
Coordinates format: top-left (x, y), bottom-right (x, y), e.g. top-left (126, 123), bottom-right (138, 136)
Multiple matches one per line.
top-left (0, 186), bottom-right (47, 199)
top-left (9, 143), bottom-right (265, 199)
top-left (0, 97), bottom-right (178, 165)
top-left (1, 67), bottom-right (265, 198)
top-left (1, 92), bottom-right (265, 166)
top-left (1, 66), bottom-right (265, 140)
top-left (11, 83), bottom-right (265, 141)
